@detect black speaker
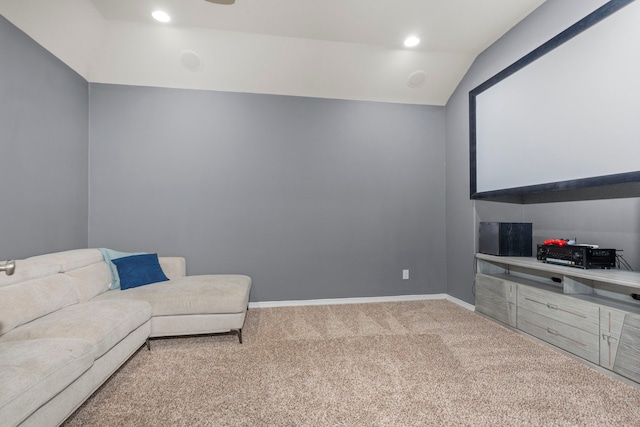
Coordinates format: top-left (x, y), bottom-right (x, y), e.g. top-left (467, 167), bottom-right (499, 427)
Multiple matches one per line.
top-left (479, 222), bottom-right (532, 256)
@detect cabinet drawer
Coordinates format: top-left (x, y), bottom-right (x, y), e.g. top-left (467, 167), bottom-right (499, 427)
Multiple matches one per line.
top-left (518, 307), bottom-right (600, 364)
top-left (475, 274), bottom-right (516, 327)
top-left (518, 286), bottom-right (599, 335)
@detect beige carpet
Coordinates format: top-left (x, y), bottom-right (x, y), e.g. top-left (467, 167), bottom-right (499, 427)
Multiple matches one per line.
top-left (63, 300), bottom-right (640, 426)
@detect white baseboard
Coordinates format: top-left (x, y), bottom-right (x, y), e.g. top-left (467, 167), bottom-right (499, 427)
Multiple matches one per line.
top-left (444, 294), bottom-right (475, 311)
top-left (249, 294), bottom-right (475, 311)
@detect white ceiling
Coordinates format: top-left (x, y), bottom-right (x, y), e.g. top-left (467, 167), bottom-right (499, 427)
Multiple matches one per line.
top-left (89, 0), bottom-right (542, 53)
top-left (0, 0), bottom-right (546, 105)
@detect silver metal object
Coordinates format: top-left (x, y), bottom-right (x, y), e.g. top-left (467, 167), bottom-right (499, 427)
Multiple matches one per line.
top-left (0, 260), bottom-right (15, 275)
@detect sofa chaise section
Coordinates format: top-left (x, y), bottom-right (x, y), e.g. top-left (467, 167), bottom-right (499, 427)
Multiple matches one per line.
top-left (93, 274), bottom-right (252, 343)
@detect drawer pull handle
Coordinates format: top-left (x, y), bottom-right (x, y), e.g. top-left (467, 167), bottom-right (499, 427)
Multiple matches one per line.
top-left (547, 327), bottom-right (559, 336)
top-left (546, 303), bottom-right (558, 310)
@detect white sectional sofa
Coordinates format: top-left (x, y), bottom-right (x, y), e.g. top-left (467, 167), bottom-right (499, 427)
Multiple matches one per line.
top-left (0, 249), bottom-right (251, 427)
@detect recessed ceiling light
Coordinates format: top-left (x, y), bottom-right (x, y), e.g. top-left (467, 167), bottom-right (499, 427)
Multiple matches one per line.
top-left (404, 36), bottom-right (420, 48)
top-left (152, 10), bottom-right (171, 23)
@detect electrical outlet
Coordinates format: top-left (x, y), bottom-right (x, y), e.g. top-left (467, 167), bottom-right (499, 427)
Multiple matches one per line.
top-left (402, 269), bottom-right (409, 280)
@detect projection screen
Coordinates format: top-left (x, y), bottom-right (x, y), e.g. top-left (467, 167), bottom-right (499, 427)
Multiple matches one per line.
top-left (469, 0), bottom-right (640, 200)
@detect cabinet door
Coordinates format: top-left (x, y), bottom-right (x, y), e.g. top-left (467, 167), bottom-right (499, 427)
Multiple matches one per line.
top-left (475, 274), bottom-right (516, 327)
top-left (600, 308), bottom-right (626, 370)
top-left (613, 313), bottom-right (640, 382)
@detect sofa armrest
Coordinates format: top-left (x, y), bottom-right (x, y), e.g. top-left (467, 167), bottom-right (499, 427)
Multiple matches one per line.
top-left (158, 257), bottom-right (186, 279)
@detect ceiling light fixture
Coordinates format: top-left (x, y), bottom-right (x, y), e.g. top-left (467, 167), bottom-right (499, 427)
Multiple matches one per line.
top-left (204, 0), bottom-right (236, 4)
top-left (152, 10), bottom-right (171, 23)
top-left (404, 36), bottom-right (420, 48)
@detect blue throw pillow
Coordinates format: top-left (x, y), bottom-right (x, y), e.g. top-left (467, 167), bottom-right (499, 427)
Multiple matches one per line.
top-left (111, 253), bottom-right (169, 290)
top-left (99, 248), bottom-right (146, 289)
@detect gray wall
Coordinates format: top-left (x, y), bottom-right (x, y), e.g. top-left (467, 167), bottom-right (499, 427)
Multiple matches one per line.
top-left (445, 0), bottom-right (640, 304)
top-left (7, 1), bottom-right (637, 305)
top-left (88, 84), bottom-right (446, 302)
top-left (0, 16), bottom-right (88, 260)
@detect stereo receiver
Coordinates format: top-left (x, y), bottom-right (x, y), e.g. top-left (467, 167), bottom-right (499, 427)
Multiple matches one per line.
top-left (536, 244), bottom-right (616, 269)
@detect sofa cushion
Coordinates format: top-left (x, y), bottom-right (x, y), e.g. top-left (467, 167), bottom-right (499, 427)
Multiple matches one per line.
top-left (50, 249), bottom-right (105, 273)
top-left (157, 257), bottom-right (187, 280)
top-left (112, 254), bottom-right (169, 290)
top-left (99, 248), bottom-right (146, 290)
top-left (0, 257), bottom-right (60, 288)
top-left (0, 275), bottom-right (79, 336)
top-left (0, 249), bottom-right (104, 288)
top-left (0, 300), bottom-right (152, 358)
top-left (0, 338), bottom-right (94, 427)
top-left (92, 275), bottom-right (252, 316)
top-left (65, 262), bottom-right (112, 302)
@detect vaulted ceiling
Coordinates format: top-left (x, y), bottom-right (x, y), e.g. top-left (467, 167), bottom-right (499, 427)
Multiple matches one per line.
top-left (1, 0), bottom-right (546, 105)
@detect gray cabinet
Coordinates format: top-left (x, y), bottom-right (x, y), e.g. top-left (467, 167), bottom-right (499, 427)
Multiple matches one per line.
top-left (613, 313), bottom-right (640, 382)
top-left (600, 307), bottom-right (626, 370)
top-left (517, 286), bottom-right (599, 364)
top-left (475, 274), bottom-right (516, 327)
top-left (476, 253), bottom-right (640, 384)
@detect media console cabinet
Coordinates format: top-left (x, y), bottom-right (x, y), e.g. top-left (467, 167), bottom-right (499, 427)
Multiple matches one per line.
top-left (475, 253), bottom-right (640, 385)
